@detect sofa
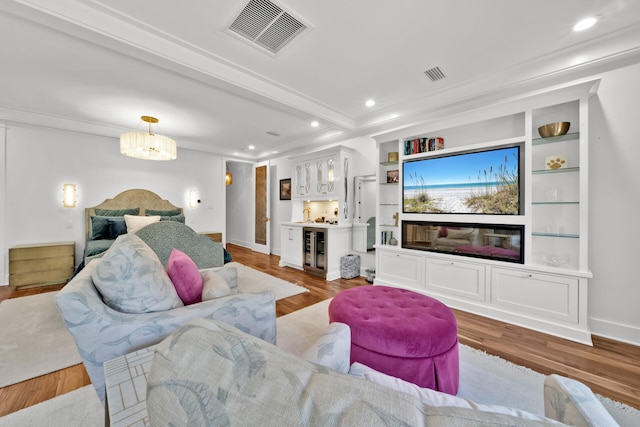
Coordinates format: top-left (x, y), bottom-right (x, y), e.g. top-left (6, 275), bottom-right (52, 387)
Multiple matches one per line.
top-left (55, 232), bottom-right (276, 403)
top-left (146, 319), bottom-right (619, 426)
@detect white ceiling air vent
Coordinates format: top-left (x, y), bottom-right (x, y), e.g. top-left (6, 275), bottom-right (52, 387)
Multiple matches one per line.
top-left (424, 66), bottom-right (446, 82)
top-left (227, 0), bottom-right (309, 55)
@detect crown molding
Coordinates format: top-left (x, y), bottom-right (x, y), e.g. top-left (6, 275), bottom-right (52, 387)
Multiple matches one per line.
top-left (7, 0), bottom-right (355, 131)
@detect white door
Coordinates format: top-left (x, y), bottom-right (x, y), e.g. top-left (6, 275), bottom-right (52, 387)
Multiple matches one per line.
top-left (252, 160), bottom-right (270, 254)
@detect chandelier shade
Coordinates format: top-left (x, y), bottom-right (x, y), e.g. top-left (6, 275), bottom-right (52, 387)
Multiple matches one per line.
top-left (120, 116), bottom-right (177, 161)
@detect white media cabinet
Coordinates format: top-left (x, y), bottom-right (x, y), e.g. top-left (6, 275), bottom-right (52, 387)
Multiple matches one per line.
top-left (373, 79), bottom-right (598, 345)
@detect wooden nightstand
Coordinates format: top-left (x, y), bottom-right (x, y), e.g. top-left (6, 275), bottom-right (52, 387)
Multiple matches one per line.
top-left (9, 241), bottom-right (75, 288)
top-left (199, 231), bottom-right (222, 243)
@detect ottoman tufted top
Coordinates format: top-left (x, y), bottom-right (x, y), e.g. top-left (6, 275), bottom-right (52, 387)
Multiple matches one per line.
top-left (329, 286), bottom-right (457, 358)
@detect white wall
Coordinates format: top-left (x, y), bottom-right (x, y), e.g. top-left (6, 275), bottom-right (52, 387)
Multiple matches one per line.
top-left (587, 63), bottom-right (640, 344)
top-left (1, 124), bottom-right (225, 279)
top-left (269, 156), bottom-right (295, 256)
top-left (226, 161), bottom-right (254, 248)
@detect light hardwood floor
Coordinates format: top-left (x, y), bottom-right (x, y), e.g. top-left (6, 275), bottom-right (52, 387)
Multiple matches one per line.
top-left (1, 243), bottom-right (638, 417)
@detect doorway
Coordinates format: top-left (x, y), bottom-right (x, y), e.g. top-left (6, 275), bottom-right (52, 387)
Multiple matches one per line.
top-left (252, 160), bottom-right (270, 254)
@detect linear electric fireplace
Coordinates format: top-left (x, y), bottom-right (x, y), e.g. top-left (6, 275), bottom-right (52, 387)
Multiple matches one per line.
top-left (402, 221), bottom-right (524, 264)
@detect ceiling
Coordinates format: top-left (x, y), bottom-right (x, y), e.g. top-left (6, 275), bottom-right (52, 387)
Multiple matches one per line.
top-left (1, 0), bottom-right (640, 160)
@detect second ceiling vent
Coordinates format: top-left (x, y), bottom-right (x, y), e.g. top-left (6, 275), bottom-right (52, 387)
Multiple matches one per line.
top-left (227, 0), bottom-right (309, 55)
top-left (424, 66), bottom-right (446, 82)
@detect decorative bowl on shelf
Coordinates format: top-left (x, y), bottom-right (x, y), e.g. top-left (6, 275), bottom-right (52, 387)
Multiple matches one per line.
top-left (538, 122), bottom-right (570, 138)
top-left (544, 254), bottom-right (569, 267)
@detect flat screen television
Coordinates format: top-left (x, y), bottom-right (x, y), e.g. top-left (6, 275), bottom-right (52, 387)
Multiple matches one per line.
top-left (403, 145), bottom-right (522, 214)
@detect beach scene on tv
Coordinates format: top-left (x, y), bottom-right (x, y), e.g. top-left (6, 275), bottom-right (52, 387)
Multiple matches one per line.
top-left (403, 146), bottom-right (520, 214)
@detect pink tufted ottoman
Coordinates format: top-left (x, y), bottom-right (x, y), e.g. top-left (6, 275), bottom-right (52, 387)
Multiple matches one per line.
top-left (329, 286), bottom-right (459, 394)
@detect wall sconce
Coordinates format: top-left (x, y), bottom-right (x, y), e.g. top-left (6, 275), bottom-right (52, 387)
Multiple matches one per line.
top-left (188, 189), bottom-right (198, 208)
top-left (63, 183), bottom-right (76, 208)
top-left (225, 167), bottom-right (233, 186)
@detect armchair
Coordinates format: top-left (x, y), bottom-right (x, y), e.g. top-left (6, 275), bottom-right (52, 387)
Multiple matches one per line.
top-left (55, 259), bottom-right (276, 403)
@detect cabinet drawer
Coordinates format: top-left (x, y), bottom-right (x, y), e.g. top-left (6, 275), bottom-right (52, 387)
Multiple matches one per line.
top-left (377, 250), bottom-right (422, 288)
top-left (491, 268), bottom-right (578, 323)
top-left (9, 255), bottom-right (74, 274)
top-left (425, 259), bottom-right (486, 301)
top-left (10, 268), bottom-right (74, 287)
top-left (9, 242), bottom-right (74, 261)
top-left (9, 241), bottom-right (75, 288)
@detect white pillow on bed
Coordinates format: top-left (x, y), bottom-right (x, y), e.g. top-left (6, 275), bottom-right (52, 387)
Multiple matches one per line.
top-left (124, 214), bottom-right (161, 233)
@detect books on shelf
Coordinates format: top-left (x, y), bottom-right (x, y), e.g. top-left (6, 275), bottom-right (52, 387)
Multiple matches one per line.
top-left (403, 137), bottom-right (444, 155)
top-left (381, 230), bottom-right (395, 245)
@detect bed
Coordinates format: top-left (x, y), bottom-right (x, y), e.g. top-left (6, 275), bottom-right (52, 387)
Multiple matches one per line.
top-left (76, 189), bottom-right (230, 274)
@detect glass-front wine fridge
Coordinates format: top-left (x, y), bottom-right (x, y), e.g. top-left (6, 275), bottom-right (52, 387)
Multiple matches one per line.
top-left (303, 227), bottom-right (326, 278)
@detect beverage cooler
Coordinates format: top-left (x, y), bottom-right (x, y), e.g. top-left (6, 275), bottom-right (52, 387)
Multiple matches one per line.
top-left (303, 227), bottom-right (326, 278)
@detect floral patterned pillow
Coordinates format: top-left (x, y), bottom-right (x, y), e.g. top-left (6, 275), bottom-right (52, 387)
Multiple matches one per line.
top-left (91, 234), bottom-right (183, 313)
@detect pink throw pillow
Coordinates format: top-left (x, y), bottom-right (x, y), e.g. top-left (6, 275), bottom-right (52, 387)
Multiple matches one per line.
top-left (167, 248), bottom-right (203, 305)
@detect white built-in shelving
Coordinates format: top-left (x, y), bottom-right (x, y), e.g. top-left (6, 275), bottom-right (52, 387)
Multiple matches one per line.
top-left (372, 79), bottom-right (599, 345)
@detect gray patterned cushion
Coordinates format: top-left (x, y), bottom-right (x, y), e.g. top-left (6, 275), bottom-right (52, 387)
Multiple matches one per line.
top-left (544, 374), bottom-right (619, 426)
top-left (147, 319), bottom-right (563, 427)
top-left (91, 233), bottom-right (183, 313)
top-left (301, 322), bottom-right (351, 373)
top-left (201, 270), bottom-right (232, 300)
top-left (135, 221), bottom-right (224, 268)
top-left (210, 266), bottom-right (240, 294)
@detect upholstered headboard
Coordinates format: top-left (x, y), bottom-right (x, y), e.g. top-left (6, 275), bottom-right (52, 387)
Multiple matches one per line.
top-left (85, 189), bottom-right (182, 240)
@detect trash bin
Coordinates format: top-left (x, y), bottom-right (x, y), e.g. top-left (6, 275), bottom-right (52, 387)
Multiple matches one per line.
top-left (340, 254), bottom-right (360, 279)
top-left (365, 268), bottom-right (375, 283)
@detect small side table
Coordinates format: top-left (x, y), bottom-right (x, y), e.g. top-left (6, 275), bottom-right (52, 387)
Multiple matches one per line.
top-left (104, 345), bottom-right (156, 426)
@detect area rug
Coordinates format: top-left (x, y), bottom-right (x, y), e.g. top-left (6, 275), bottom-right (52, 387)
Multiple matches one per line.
top-left (0, 292), bottom-right (82, 388)
top-left (0, 385), bottom-right (103, 427)
top-left (0, 264), bottom-right (306, 389)
top-left (230, 262), bottom-right (308, 300)
top-left (277, 299), bottom-right (640, 427)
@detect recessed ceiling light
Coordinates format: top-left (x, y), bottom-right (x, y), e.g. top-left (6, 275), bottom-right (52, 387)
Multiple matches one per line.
top-left (573, 16), bottom-right (598, 32)
top-left (311, 121), bottom-right (319, 127)
top-left (365, 99), bottom-right (376, 107)
top-left (248, 145), bottom-right (255, 150)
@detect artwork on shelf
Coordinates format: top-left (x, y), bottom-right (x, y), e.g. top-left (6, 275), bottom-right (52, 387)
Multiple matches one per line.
top-left (403, 145), bottom-right (522, 215)
top-left (545, 155), bottom-right (567, 170)
top-left (386, 169), bottom-right (399, 183)
top-left (279, 178), bottom-right (292, 200)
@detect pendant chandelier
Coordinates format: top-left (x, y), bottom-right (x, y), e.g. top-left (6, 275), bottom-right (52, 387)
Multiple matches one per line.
top-left (120, 116), bottom-right (177, 161)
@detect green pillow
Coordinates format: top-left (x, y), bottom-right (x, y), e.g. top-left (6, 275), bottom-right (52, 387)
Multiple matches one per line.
top-left (108, 217), bottom-right (128, 238)
top-left (94, 207), bottom-right (140, 216)
top-left (90, 216), bottom-right (111, 240)
top-left (159, 214), bottom-right (185, 223)
top-left (146, 208), bottom-right (181, 217)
